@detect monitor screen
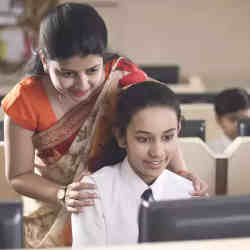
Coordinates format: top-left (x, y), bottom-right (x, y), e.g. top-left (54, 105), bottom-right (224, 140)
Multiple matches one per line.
top-left (0, 201), bottom-right (24, 249)
top-left (177, 93), bottom-right (216, 104)
top-left (0, 120), bottom-right (4, 141)
top-left (140, 65), bottom-right (179, 84)
top-left (179, 119), bottom-right (206, 141)
top-left (238, 119), bottom-right (250, 136)
top-left (138, 195), bottom-right (250, 243)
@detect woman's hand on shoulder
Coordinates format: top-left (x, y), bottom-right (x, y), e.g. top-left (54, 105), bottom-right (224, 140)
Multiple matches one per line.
top-left (178, 170), bottom-right (209, 197)
top-left (190, 173), bottom-right (209, 197)
top-left (64, 172), bottom-right (98, 213)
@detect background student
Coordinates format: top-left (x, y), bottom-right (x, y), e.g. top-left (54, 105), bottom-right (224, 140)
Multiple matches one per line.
top-left (208, 87), bottom-right (250, 154)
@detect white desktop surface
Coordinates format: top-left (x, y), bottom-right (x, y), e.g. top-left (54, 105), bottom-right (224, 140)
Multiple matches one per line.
top-left (35, 237), bottom-right (250, 250)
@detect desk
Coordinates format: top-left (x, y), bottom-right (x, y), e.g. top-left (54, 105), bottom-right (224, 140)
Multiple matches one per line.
top-left (44, 237), bottom-right (250, 250)
top-left (168, 76), bottom-right (206, 94)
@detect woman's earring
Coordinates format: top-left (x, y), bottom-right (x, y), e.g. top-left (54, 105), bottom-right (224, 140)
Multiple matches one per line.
top-left (39, 49), bottom-right (48, 73)
top-left (43, 64), bottom-right (48, 73)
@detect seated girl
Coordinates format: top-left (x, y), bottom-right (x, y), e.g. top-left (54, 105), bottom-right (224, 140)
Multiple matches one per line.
top-left (71, 81), bottom-right (194, 247)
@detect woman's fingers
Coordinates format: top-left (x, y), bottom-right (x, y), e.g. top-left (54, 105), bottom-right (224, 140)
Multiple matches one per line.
top-left (67, 181), bottom-right (96, 191)
top-left (177, 170), bottom-right (209, 197)
top-left (68, 199), bottom-right (94, 207)
top-left (67, 189), bottom-right (98, 200)
top-left (191, 176), bottom-right (209, 197)
top-left (64, 178), bottom-right (98, 213)
top-left (66, 199), bottom-right (95, 213)
top-left (65, 191), bottom-right (97, 213)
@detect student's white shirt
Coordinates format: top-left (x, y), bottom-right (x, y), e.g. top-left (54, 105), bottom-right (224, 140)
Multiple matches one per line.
top-left (71, 157), bottom-right (194, 247)
top-left (208, 130), bottom-right (233, 154)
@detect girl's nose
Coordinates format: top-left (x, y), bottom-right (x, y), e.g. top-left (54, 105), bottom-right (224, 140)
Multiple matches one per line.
top-left (148, 141), bottom-right (164, 158)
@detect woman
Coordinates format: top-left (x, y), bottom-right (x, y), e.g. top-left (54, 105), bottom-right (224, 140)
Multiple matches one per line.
top-left (2, 2), bottom-right (207, 248)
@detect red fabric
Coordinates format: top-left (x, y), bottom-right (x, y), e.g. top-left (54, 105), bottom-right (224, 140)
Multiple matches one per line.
top-left (104, 57), bottom-right (147, 87)
top-left (116, 58), bottom-right (147, 86)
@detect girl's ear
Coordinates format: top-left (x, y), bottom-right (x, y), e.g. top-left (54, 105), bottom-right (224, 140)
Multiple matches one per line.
top-left (112, 127), bottom-right (127, 148)
top-left (215, 114), bottom-right (221, 125)
top-left (177, 120), bottom-right (182, 135)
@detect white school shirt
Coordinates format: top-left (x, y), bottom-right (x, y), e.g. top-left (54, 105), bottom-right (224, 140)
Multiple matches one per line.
top-left (71, 157), bottom-right (194, 247)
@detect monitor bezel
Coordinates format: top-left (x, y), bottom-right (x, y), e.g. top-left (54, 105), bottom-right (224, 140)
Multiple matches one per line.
top-left (0, 201), bottom-right (24, 249)
top-left (179, 119), bottom-right (206, 141)
top-left (138, 195), bottom-right (250, 243)
top-left (238, 118), bottom-right (250, 137)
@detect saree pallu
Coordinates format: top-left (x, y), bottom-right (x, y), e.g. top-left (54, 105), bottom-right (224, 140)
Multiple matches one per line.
top-left (23, 58), bottom-right (140, 248)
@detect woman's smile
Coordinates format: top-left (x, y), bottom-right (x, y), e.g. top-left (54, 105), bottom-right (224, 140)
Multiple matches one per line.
top-left (71, 89), bottom-right (88, 98)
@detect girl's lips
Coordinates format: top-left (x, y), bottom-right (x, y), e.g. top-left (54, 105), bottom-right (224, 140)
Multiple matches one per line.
top-left (144, 160), bottom-right (163, 169)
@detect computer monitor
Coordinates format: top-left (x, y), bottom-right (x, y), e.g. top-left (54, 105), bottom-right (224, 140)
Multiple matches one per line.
top-left (238, 119), bottom-right (250, 136)
top-left (0, 120), bottom-right (4, 141)
top-left (179, 119), bottom-right (206, 141)
top-left (0, 201), bottom-right (24, 249)
top-left (140, 65), bottom-right (179, 84)
top-left (138, 195), bottom-right (250, 243)
top-left (177, 92), bottom-right (216, 104)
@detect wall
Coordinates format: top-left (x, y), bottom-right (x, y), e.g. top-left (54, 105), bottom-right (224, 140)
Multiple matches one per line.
top-left (59, 0), bottom-right (250, 91)
top-left (120, 0), bottom-right (250, 89)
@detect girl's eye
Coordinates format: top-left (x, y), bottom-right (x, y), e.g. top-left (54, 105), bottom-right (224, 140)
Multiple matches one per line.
top-left (162, 134), bottom-right (174, 142)
top-left (136, 137), bottom-right (149, 143)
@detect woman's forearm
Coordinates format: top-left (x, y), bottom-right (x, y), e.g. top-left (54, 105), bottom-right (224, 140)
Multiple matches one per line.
top-left (4, 116), bottom-right (62, 205)
top-left (9, 172), bottom-right (61, 205)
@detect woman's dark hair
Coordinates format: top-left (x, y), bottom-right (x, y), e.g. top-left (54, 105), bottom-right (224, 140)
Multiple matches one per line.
top-left (26, 2), bottom-right (108, 75)
top-left (95, 81), bottom-right (181, 170)
top-left (215, 88), bottom-right (250, 116)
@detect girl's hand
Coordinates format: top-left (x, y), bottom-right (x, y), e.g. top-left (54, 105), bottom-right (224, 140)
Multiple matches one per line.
top-left (64, 172), bottom-right (98, 213)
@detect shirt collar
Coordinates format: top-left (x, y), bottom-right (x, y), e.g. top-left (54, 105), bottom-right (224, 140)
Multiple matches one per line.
top-left (120, 157), bottom-right (166, 201)
top-left (120, 157), bottom-right (148, 199)
top-left (150, 172), bottom-right (168, 200)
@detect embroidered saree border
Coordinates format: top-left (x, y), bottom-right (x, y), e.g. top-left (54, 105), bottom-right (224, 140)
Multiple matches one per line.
top-left (32, 85), bottom-right (103, 151)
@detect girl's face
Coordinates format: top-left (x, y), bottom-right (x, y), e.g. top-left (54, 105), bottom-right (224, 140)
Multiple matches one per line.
top-left (217, 109), bottom-right (250, 140)
top-left (116, 106), bottom-right (181, 185)
top-left (43, 54), bottom-right (105, 103)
